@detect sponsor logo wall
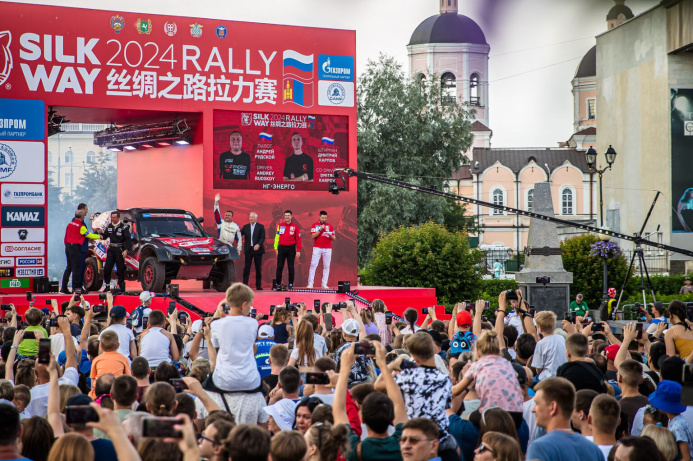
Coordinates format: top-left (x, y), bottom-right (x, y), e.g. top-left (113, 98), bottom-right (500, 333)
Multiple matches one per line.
top-left (0, 98), bottom-right (47, 291)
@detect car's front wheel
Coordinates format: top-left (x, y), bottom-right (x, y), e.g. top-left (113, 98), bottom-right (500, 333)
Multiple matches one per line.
top-left (83, 256), bottom-right (103, 292)
top-left (212, 261), bottom-right (236, 292)
top-left (140, 257), bottom-right (166, 292)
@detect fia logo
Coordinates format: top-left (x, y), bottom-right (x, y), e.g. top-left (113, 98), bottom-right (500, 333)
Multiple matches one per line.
top-left (0, 31), bottom-right (12, 87)
top-left (110, 16), bottom-right (125, 34)
top-left (0, 143), bottom-right (17, 180)
top-left (190, 23), bottom-right (203, 38)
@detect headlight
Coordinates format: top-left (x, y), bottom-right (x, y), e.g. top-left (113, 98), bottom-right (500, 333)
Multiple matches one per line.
top-left (168, 247), bottom-right (183, 256)
top-left (217, 246), bottom-right (230, 254)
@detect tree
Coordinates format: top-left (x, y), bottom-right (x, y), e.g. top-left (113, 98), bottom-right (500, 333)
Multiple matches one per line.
top-left (73, 151), bottom-right (117, 214)
top-left (357, 54), bottom-right (476, 265)
top-left (362, 222), bottom-right (483, 305)
top-left (560, 234), bottom-right (633, 309)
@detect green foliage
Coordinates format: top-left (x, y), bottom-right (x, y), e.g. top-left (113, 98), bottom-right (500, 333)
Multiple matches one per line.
top-left (560, 234), bottom-right (633, 309)
top-left (480, 278), bottom-right (518, 295)
top-left (625, 275), bottom-right (692, 297)
top-left (362, 222), bottom-right (483, 305)
top-left (73, 151), bottom-right (118, 214)
top-left (357, 54), bottom-right (475, 266)
top-left (442, 198), bottom-right (478, 234)
top-left (622, 292), bottom-right (693, 306)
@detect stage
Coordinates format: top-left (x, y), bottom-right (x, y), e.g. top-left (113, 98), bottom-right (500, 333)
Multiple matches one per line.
top-left (0, 285), bottom-right (449, 325)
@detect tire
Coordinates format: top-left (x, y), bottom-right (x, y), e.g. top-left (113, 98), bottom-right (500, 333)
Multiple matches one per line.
top-left (83, 256), bottom-right (103, 292)
top-left (213, 261), bottom-right (236, 292)
top-left (140, 257), bottom-right (166, 293)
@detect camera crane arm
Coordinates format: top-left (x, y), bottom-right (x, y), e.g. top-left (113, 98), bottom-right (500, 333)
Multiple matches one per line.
top-left (330, 168), bottom-right (693, 258)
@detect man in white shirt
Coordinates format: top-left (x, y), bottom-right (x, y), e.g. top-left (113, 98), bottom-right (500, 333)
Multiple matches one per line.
top-left (214, 193), bottom-right (242, 251)
top-left (588, 394), bottom-right (620, 460)
top-left (26, 316), bottom-right (79, 417)
top-left (100, 305), bottom-right (137, 362)
top-left (139, 310), bottom-right (179, 368)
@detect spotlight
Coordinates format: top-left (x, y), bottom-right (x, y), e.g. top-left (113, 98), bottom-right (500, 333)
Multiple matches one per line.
top-left (123, 145), bottom-right (137, 151)
top-left (108, 146), bottom-right (122, 152)
top-left (157, 142), bottom-right (171, 147)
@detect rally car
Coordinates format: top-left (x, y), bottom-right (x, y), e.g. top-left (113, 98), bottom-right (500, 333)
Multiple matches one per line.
top-left (83, 208), bottom-right (239, 293)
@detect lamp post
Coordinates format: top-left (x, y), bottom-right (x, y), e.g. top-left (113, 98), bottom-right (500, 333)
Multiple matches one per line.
top-left (585, 145), bottom-right (618, 301)
top-left (585, 145), bottom-right (617, 227)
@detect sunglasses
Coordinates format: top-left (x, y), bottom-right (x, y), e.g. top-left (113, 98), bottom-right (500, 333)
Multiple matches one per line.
top-left (399, 436), bottom-right (433, 445)
top-left (478, 442), bottom-right (495, 456)
top-left (198, 434), bottom-right (217, 446)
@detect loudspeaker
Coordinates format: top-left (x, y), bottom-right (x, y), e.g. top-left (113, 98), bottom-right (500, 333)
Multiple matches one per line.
top-left (33, 277), bottom-right (50, 293)
top-left (337, 281), bottom-right (351, 293)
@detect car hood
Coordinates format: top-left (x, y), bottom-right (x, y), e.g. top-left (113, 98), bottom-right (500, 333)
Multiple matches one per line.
top-left (146, 237), bottom-right (226, 254)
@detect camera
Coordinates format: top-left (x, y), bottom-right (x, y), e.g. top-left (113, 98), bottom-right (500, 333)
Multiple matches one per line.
top-left (506, 289), bottom-right (518, 301)
top-left (0, 304), bottom-right (11, 311)
top-left (92, 304), bottom-right (107, 314)
top-left (49, 315), bottom-right (66, 327)
top-left (334, 302), bottom-right (346, 310)
top-left (536, 276), bottom-right (551, 286)
top-left (592, 322), bottom-right (604, 333)
top-left (99, 293), bottom-right (107, 300)
top-left (421, 307), bottom-right (428, 315)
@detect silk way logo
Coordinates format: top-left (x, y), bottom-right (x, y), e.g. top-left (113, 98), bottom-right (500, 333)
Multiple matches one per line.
top-left (0, 143), bottom-right (17, 180)
top-left (0, 31), bottom-right (12, 87)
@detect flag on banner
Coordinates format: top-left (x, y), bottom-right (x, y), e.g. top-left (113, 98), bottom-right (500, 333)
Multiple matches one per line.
top-left (321, 137), bottom-right (334, 145)
top-left (259, 132), bottom-right (272, 141)
top-left (282, 50), bottom-right (314, 80)
top-left (283, 78), bottom-right (314, 108)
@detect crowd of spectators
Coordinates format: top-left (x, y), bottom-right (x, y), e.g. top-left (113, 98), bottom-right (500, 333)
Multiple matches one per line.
top-left (0, 284), bottom-right (692, 461)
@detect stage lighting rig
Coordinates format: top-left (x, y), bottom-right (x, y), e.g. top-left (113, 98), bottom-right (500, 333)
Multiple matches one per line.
top-left (94, 118), bottom-right (191, 151)
top-left (47, 107), bottom-right (69, 137)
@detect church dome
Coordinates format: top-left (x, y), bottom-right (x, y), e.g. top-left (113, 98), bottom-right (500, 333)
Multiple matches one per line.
top-left (409, 13), bottom-right (487, 46)
top-left (574, 45), bottom-right (596, 79)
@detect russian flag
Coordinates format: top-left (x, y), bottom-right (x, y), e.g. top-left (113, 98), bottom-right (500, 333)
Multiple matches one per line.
top-left (321, 137), bottom-right (334, 145)
top-left (308, 115), bottom-right (316, 129)
top-left (283, 50), bottom-right (314, 80)
top-left (283, 78), bottom-right (314, 108)
top-left (259, 132), bottom-right (272, 141)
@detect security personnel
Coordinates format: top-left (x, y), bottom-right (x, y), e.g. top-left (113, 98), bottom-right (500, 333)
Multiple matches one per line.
top-left (274, 209), bottom-right (301, 289)
top-left (101, 211), bottom-right (132, 292)
top-left (61, 210), bottom-right (100, 294)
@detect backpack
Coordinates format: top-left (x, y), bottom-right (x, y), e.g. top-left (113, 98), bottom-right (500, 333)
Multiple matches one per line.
top-left (130, 304), bottom-right (145, 328)
top-left (450, 330), bottom-right (476, 357)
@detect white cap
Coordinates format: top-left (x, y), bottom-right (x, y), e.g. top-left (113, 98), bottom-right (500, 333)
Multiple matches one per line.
top-left (342, 318), bottom-right (359, 337)
top-left (192, 319), bottom-right (204, 334)
top-left (263, 400), bottom-right (297, 431)
top-left (258, 324), bottom-right (275, 338)
top-left (82, 300), bottom-right (91, 310)
top-left (140, 291), bottom-right (153, 303)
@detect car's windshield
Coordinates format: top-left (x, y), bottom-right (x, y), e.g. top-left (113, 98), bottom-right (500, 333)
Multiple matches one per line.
top-left (137, 213), bottom-right (204, 238)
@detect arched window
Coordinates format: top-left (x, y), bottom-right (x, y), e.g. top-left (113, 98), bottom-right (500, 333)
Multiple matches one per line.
top-left (86, 151), bottom-right (96, 163)
top-left (527, 188), bottom-right (534, 212)
top-left (562, 188), bottom-right (574, 215)
top-left (64, 150), bottom-right (74, 164)
top-left (470, 73), bottom-right (480, 106)
top-left (492, 188), bottom-right (504, 215)
top-left (441, 72), bottom-right (456, 105)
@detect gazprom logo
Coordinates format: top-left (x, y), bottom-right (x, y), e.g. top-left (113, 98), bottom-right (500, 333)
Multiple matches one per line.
top-left (318, 55), bottom-right (354, 82)
top-left (0, 31), bottom-right (12, 87)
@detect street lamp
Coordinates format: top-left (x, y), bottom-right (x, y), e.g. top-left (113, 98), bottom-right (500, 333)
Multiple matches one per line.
top-left (585, 145), bottom-right (617, 227)
top-left (585, 145), bottom-right (618, 302)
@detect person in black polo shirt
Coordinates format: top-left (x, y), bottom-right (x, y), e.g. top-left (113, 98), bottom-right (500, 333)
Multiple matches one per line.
top-left (219, 130), bottom-right (251, 180)
top-left (283, 132), bottom-right (313, 182)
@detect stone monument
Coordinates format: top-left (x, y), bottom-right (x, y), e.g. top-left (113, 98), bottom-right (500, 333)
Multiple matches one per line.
top-left (515, 182), bottom-right (573, 316)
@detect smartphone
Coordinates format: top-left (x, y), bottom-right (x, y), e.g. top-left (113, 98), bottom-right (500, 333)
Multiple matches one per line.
top-left (49, 314), bottom-right (66, 327)
top-left (142, 417), bottom-right (182, 438)
top-left (285, 297), bottom-right (291, 306)
top-left (38, 338), bottom-right (51, 364)
top-left (482, 315), bottom-right (488, 322)
top-left (223, 303), bottom-right (230, 315)
top-left (400, 359), bottom-right (418, 370)
top-left (354, 342), bottom-right (375, 355)
top-left (0, 304), bottom-right (11, 311)
top-left (465, 304), bottom-right (473, 312)
top-left (65, 405), bottom-right (99, 424)
top-left (636, 322), bottom-right (643, 340)
top-left (177, 311), bottom-right (188, 323)
top-left (306, 309), bottom-right (312, 314)
top-left (464, 300), bottom-right (471, 306)
top-left (142, 316), bottom-right (149, 329)
top-left (564, 312), bottom-right (576, 323)
top-left (305, 372), bottom-right (330, 385)
top-left (485, 301), bottom-right (490, 309)
top-left (314, 300), bottom-right (320, 310)
top-left (385, 311), bottom-right (393, 325)
top-left (421, 307), bottom-right (429, 315)
top-left (74, 289), bottom-right (82, 301)
top-left (23, 331), bottom-right (35, 340)
top-left (325, 313), bottom-right (333, 331)
top-left (168, 301), bottom-right (176, 315)
top-left (45, 299), bottom-right (52, 305)
top-left (99, 293), bottom-right (107, 300)
top-left (592, 322), bottom-right (604, 332)
top-left (528, 307), bottom-right (536, 317)
top-left (250, 308), bottom-right (257, 317)
top-left (169, 378), bottom-right (188, 393)
top-left (126, 318), bottom-right (133, 329)
top-left (26, 292), bottom-right (32, 301)
top-left (92, 304), bottom-right (107, 314)
top-left (269, 305), bottom-right (276, 315)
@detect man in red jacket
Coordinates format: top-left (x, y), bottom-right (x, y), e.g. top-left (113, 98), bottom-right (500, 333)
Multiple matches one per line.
top-left (61, 210), bottom-right (100, 294)
top-left (274, 210), bottom-right (301, 290)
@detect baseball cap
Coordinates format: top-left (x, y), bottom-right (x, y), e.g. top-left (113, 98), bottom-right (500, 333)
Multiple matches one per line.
top-left (258, 324), bottom-right (275, 339)
top-left (66, 394), bottom-right (93, 407)
top-left (109, 305), bottom-right (128, 319)
top-left (512, 362), bottom-right (528, 386)
top-left (457, 311), bottom-right (473, 327)
top-left (342, 319), bottom-right (360, 337)
top-left (191, 319), bottom-right (204, 334)
top-left (422, 329), bottom-right (442, 346)
top-left (660, 356), bottom-right (684, 384)
top-left (603, 344), bottom-right (619, 362)
top-left (41, 308), bottom-right (51, 315)
top-left (140, 291), bottom-right (153, 303)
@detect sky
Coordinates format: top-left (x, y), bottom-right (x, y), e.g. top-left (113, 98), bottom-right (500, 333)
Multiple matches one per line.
top-left (6, 0), bottom-right (659, 147)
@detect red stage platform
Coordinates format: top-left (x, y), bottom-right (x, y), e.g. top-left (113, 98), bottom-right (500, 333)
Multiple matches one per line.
top-left (0, 285), bottom-right (447, 325)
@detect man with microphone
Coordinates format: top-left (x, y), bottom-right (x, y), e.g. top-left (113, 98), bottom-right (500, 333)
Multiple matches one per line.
top-left (307, 211), bottom-right (336, 289)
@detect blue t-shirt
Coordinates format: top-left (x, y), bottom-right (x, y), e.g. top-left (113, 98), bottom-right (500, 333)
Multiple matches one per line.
top-left (58, 349), bottom-right (92, 388)
top-left (448, 414), bottom-right (479, 461)
top-left (91, 438), bottom-right (118, 461)
top-left (526, 430), bottom-right (603, 461)
top-left (518, 419), bottom-right (529, 453)
top-left (255, 339), bottom-right (276, 378)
